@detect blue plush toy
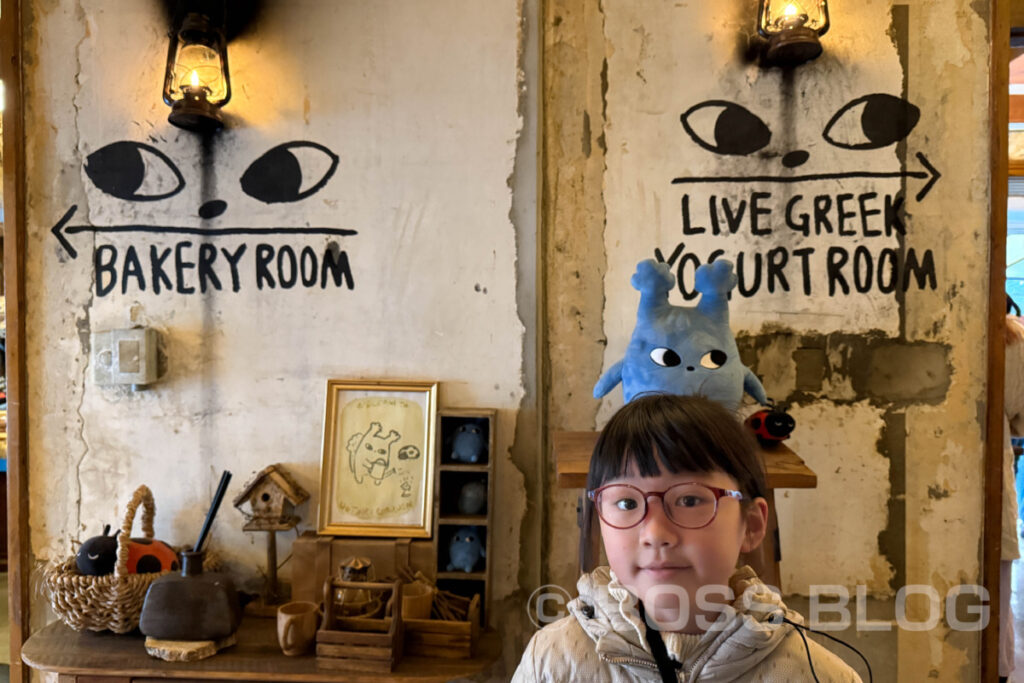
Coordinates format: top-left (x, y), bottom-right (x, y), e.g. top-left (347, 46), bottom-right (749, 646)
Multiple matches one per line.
top-left (446, 526), bottom-right (485, 573)
top-left (593, 258), bottom-right (768, 410)
top-left (451, 420), bottom-right (487, 463)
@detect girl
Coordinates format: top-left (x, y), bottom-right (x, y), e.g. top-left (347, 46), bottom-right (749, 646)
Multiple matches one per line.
top-left (512, 394), bottom-right (863, 682)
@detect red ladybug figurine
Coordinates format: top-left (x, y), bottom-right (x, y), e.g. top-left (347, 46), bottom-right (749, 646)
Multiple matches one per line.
top-left (745, 401), bottom-right (796, 447)
top-left (126, 538), bottom-right (180, 574)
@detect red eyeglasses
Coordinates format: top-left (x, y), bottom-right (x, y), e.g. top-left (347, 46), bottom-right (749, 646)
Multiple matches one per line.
top-left (587, 482), bottom-right (744, 530)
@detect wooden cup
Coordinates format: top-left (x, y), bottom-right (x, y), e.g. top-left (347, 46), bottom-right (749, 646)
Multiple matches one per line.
top-left (277, 601), bottom-right (321, 656)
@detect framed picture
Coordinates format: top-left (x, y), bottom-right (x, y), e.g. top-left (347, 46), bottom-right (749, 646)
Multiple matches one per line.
top-left (318, 380), bottom-right (438, 537)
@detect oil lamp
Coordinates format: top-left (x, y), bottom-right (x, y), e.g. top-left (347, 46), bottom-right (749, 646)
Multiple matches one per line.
top-left (162, 11), bottom-right (231, 133)
top-left (757, 0), bottom-right (830, 66)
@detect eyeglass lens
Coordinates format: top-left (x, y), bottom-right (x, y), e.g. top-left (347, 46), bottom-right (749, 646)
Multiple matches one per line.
top-left (595, 483), bottom-right (719, 529)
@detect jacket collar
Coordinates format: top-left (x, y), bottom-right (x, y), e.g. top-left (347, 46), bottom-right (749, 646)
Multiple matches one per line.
top-left (569, 566), bottom-right (802, 677)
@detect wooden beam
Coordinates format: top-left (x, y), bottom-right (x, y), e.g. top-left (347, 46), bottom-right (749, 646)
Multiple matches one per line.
top-left (1012, 0), bottom-right (1024, 29)
top-left (0, 0), bottom-right (28, 678)
top-left (984, 0), bottom-right (1010, 680)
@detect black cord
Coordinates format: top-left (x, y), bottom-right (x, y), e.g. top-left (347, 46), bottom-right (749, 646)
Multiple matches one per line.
top-left (782, 616), bottom-right (873, 683)
top-left (789, 618), bottom-right (819, 682)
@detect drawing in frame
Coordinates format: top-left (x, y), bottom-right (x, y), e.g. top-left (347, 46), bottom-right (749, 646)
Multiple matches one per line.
top-left (318, 379), bottom-right (438, 537)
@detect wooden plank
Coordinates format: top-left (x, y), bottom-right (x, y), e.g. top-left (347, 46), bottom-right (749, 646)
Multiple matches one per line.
top-left (407, 634), bottom-right (470, 648)
top-left (315, 643), bottom-right (393, 660)
top-left (553, 431), bottom-right (817, 489)
top-left (984, 0), bottom-right (1010, 680)
top-left (1011, 94), bottom-right (1024, 123)
top-left (328, 616), bottom-right (390, 633)
top-left (316, 629), bottom-right (390, 646)
top-left (405, 619), bottom-right (472, 636)
top-left (315, 656), bottom-right (394, 673)
top-left (1, 0), bottom-right (29, 681)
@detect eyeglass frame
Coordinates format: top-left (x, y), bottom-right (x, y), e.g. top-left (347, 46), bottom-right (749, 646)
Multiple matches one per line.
top-left (586, 481), bottom-right (745, 530)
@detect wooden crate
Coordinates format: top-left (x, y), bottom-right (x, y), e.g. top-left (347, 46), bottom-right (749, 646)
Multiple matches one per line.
top-left (316, 579), bottom-right (403, 673)
top-left (404, 594), bottom-right (480, 659)
top-left (291, 533), bottom-right (435, 604)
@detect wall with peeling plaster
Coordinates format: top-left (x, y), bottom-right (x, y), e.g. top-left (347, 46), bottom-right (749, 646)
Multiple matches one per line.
top-left (545, 0), bottom-right (992, 680)
top-left (21, 1), bottom-right (531, 670)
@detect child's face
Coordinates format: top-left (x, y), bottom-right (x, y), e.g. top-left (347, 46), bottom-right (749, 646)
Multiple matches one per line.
top-left (597, 465), bottom-right (768, 632)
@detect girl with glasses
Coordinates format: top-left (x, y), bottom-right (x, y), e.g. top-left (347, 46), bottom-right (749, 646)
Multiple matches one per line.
top-left (512, 393), bottom-right (862, 682)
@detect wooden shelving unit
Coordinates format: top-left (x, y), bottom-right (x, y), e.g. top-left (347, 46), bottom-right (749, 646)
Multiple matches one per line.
top-left (432, 408), bottom-right (495, 626)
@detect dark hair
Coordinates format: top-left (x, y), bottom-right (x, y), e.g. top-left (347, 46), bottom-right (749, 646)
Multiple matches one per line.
top-left (579, 393), bottom-right (767, 568)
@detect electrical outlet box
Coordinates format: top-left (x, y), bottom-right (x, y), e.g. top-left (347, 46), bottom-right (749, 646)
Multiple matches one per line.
top-left (93, 328), bottom-right (160, 387)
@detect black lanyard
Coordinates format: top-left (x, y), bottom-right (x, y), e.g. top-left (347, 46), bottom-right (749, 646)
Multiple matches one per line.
top-left (638, 602), bottom-right (683, 683)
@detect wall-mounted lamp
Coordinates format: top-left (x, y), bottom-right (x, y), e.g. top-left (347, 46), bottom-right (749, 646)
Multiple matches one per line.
top-left (757, 0), bottom-right (830, 66)
top-left (162, 11), bottom-right (231, 133)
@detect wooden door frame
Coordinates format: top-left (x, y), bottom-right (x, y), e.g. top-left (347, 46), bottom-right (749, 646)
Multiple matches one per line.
top-left (1, 0), bottom-right (29, 681)
top-left (985, 0), bottom-right (1010, 680)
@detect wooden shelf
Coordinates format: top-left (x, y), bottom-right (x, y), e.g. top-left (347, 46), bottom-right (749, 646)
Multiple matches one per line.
top-left (437, 571), bottom-right (486, 581)
top-left (552, 431), bottom-right (817, 490)
top-left (435, 409), bottom-right (496, 627)
top-left (438, 515), bottom-right (488, 525)
top-left (22, 618), bottom-right (501, 682)
top-left (439, 463), bottom-right (490, 472)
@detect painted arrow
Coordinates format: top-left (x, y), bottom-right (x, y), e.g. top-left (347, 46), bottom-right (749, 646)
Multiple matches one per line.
top-left (671, 152), bottom-right (942, 203)
top-left (51, 205), bottom-right (359, 259)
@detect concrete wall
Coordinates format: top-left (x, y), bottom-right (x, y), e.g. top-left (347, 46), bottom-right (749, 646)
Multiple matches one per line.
top-left (22, 1), bottom-right (532, 670)
top-left (544, 0), bottom-right (992, 679)
top-left (17, 0), bottom-right (998, 679)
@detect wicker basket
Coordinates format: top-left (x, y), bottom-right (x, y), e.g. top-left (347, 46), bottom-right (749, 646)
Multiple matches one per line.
top-left (44, 484), bottom-right (173, 633)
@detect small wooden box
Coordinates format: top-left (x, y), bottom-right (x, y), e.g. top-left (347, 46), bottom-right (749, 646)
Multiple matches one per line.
top-left (404, 594), bottom-right (480, 659)
top-left (316, 579), bottom-right (403, 673)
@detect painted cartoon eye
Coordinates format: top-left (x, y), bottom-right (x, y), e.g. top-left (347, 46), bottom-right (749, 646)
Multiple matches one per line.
top-left (365, 443), bottom-right (373, 450)
top-left (822, 94), bottom-right (920, 150)
top-left (650, 348), bottom-right (682, 367)
top-left (84, 141), bottom-right (186, 201)
top-left (700, 350), bottom-right (728, 369)
top-left (680, 101), bottom-right (772, 155)
top-left (240, 141), bottom-right (339, 203)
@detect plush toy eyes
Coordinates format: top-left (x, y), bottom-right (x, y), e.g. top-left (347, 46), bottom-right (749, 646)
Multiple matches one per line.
top-left (700, 350), bottom-right (728, 369)
top-left (650, 348), bottom-right (682, 367)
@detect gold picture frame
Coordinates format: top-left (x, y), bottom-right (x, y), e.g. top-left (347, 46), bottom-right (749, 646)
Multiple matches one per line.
top-left (318, 380), bottom-right (438, 537)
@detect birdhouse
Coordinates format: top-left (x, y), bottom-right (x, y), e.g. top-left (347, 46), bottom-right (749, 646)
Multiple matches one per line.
top-left (233, 464), bottom-right (310, 532)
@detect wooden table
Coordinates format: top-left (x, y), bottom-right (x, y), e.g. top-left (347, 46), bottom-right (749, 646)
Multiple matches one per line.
top-left (22, 618), bottom-right (501, 682)
top-left (553, 431), bottom-right (817, 589)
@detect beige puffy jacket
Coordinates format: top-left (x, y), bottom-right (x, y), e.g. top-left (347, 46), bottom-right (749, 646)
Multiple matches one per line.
top-left (512, 566), bottom-right (863, 682)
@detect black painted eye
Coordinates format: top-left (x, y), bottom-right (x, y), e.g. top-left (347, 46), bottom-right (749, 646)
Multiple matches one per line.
top-left (681, 101), bottom-right (772, 155)
top-left (240, 141), bottom-right (339, 204)
top-left (650, 348), bottom-right (682, 367)
top-left (700, 350), bottom-right (728, 369)
top-left (84, 141), bottom-right (185, 201)
top-left (822, 94), bottom-right (920, 150)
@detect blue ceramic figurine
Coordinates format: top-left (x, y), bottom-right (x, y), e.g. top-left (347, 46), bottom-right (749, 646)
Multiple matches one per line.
top-left (446, 526), bottom-right (485, 573)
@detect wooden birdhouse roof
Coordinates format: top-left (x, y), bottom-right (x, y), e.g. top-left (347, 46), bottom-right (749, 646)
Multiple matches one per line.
top-left (232, 464), bottom-right (310, 508)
